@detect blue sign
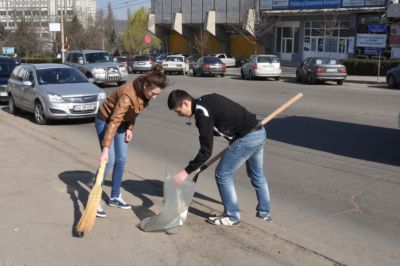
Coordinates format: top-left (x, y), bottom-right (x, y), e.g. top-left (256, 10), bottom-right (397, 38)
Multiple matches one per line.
top-left (368, 24), bottom-right (388, 33)
top-left (261, 0), bottom-right (387, 10)
top-left (363, 47), bottom-right (383, 56)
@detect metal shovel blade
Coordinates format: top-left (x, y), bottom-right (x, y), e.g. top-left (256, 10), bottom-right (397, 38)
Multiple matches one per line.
top-left (138, 171), bottom-right (196, 232)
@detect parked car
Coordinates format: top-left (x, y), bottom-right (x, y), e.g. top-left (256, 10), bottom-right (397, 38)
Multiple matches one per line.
top-left (113, 56), bottom-right (129, 68)
top-left (0, 56), bottom-right (18, 102)
top-left (209, 53), bottom-right (236, 67)
top-left (7, 64), bottom-right (106, 125)
top-left (296, 57), bottom-right (347, 85)
top-left (186, 54), bottom-right (201, 70)
top-left (65, 50), bottom-right (128, 86)
top-left (240, 54), bottom-right (281, 80)
top-left (386, 65), bottom-right (400, 88)
top-left (162, 55), bottom-right (189, 75)
top-left (192, 56), bottom-right (226, 77)
top-left (131, 55), bottom-right (155, 73)
top-left (155, 53), bottom-right (168, 65)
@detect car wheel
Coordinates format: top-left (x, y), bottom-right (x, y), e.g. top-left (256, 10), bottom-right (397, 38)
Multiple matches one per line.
top-left (337, 80), bottom-right (344, 85)
top-left (387, 75), bottom-right (396, 87)
top-left (307, 73), bottom-right (315, 84)
top-left (34, 101), bottom-right (48, 125)
top-left (117, 81), bottom-right (126, 86)
top-left (221, 74), bottom-right (225, 77)
top-left (275, 76), bottom-right (280, 81)
top-left (241, 69), bottom-right (245, 79)
top-left (8, 95), bottom-right (19, 114)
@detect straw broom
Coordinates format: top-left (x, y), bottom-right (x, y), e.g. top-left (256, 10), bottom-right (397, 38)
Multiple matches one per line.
top-left (76, 160), bottom-right (107, 234)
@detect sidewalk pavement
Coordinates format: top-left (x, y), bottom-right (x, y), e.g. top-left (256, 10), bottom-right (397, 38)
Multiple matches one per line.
top-left (0, 109), bottom-right (337, 265)
top-left (225, 67), bottom-right (387, 84)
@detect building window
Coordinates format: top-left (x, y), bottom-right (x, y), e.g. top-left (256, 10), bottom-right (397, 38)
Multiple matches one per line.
top-left (304, 20), bottom-right (350, 54)
top-left (276, 26), bottom-right (299, 54)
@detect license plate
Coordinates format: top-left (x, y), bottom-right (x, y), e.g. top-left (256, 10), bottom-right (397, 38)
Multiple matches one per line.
top-left (108, 73), bottom-right (119, 77)
top-left (138, 62), bottom-right (145, 65)
top-left (73, 104), bottom-right (95, 111)
top-left (326, 68), bottom-right (337, 72)
top-left (0, 92), bottom-right (7, 96)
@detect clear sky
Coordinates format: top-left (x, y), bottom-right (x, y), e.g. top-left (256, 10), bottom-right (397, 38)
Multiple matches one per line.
top-left (96, 0), bottom-right (151, 21)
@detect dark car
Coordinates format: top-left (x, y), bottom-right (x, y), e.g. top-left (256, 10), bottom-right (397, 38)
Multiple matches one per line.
top-left (0, 56), bottom-right (18, 102)
top-left (296, 57), bottom-right (347, 85)
top-left (386, 65), bottom-right (400, 88)
top-left (192, 56), bottom-right (226, 77)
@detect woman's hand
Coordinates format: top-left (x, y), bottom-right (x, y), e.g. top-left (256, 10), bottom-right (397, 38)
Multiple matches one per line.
top-left (100, 147), bottom-right (109, 163)
top-left (172, 169), bottom-right (189, 187)
top-left (125, 129), bottom-right (133, 142)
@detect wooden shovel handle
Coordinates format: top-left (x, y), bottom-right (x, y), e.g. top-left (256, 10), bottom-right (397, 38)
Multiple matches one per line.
top-left (192, 93), bottom-right (303, 180)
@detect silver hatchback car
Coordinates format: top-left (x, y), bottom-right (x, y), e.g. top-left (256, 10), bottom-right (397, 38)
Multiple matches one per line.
top-left (7, 64), bottom-right (106, 125)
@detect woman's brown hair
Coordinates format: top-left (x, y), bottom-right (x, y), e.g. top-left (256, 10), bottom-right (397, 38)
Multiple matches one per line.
top-left (133, 64), bottom-right (168, 105)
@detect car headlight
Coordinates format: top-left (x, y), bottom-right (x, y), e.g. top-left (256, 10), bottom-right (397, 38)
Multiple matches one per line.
top-left (98, 92), bottom-right (106, 100)
top-left (119, 66), bottom-right (127, 72)
top-left (92, 68), bottom-right (106, 74)
top-left (48, 93), bottom-right (64, 103)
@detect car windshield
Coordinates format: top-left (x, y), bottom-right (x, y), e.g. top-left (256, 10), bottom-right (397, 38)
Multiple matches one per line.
top-left (166, 56), bottom-right (183, 62)
top-left (135, 56), bottom-right (150, 61)
top-left (257, 56), bottom-right (279, 63)
top-left (84, 52), bottom-right (111, 63)
top-left (37, 68), bottom-right (88, 85)
top-left (314, 58), bottom-right (337, 65)
top-left (204, 57), bottom-right (222, 64)
top-left (0, 63), bottom-right (16, 76)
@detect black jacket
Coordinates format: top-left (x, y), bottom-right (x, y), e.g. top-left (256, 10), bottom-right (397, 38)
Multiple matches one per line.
top-left (185, 93), bottom-right (259, 174)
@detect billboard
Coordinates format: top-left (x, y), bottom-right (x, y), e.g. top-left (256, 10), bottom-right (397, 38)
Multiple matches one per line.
top-left (260, 0), bottom-right (386, 9)
top-left (2, 47), bottom-right (14, 55)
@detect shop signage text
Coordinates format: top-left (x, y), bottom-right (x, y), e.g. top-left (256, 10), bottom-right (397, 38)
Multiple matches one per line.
top-left (356, 33), bottom-right (387, 48)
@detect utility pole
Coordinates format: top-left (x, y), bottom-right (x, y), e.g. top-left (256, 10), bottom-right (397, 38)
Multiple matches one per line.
top-left (60, 0), bottom-right (65, 63)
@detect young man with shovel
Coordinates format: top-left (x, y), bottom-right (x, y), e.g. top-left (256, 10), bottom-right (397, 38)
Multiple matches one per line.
top-left (167, 89), bottom-right (271, 226)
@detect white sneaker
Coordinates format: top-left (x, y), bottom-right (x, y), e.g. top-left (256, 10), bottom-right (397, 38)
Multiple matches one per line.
top-left (108, 194), bottom-right (131, 209)
top-left (96, 204), bottom-right (106, 218)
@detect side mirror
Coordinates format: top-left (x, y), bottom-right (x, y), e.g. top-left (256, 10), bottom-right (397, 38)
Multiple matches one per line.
top-left (78, 58), bottom-right (84, 64)
top-left (22, 80), bottom-right (33, 87)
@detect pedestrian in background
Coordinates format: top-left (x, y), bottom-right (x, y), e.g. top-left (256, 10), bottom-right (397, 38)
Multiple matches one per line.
top-left (95, 65), bottom-right (168, 218)
top-left (167, 89), bottom-right (271, 226)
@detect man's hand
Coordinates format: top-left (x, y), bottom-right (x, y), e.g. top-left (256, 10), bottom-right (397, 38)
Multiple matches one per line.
top-left (172, 169), bottom-right (189, 187)
top-left (125, 129), bottom-right (133, 142)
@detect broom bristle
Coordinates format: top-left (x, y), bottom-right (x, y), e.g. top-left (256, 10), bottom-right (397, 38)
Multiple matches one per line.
top-left (76, 185), bottom-right (103, 233)
top-left (76, 161), bottom-right (107, 234)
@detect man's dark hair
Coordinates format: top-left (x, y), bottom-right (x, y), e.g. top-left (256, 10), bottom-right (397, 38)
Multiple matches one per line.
top-left (167, 89), bottom-right (193, 109)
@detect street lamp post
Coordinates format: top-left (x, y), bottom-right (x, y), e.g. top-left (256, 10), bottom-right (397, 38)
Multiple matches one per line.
top-left (60, 0), bottom-right (65, 63)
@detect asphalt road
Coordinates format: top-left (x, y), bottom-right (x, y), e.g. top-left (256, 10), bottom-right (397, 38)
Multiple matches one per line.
top-left (1, 73), bottom-right (399, 265)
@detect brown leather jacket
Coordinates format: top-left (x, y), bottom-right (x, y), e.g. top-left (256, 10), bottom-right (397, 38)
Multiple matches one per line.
top-left (98, 83), bottom-right (145, 148)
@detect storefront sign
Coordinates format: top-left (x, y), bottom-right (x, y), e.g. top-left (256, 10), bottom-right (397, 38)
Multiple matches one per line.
top-left (356, 33), bottom-right (387, 48)
top-left (368, 24), bottom-right (388, 33)
top-left (261, 0), bottom-right (386, 9)
top-left (363, 47), bottom-right (383, 56)
top-left (389, 24), bottom-right (400, 47)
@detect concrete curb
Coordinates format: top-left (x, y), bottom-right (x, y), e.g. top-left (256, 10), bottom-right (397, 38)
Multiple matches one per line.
top-left (224, 68), bottom-right (387, 85)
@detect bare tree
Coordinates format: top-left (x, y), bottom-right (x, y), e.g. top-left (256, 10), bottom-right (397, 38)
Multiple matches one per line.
top-left (193, 29), bottom-right (209, 55)
top-left (228, 9), bottom-right (280, 55)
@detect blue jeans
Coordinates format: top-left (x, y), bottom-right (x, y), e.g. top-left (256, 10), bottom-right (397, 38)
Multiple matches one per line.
top-left (215, 127), bottom-right (270, 221)
top-left (95, 115), bottom-right (129, 198)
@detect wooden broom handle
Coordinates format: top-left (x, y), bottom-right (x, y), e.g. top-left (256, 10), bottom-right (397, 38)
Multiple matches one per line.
top-left (95, 160), bottom-right (107, 186)
top-left (194, 93), bottom-right (303, 175)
